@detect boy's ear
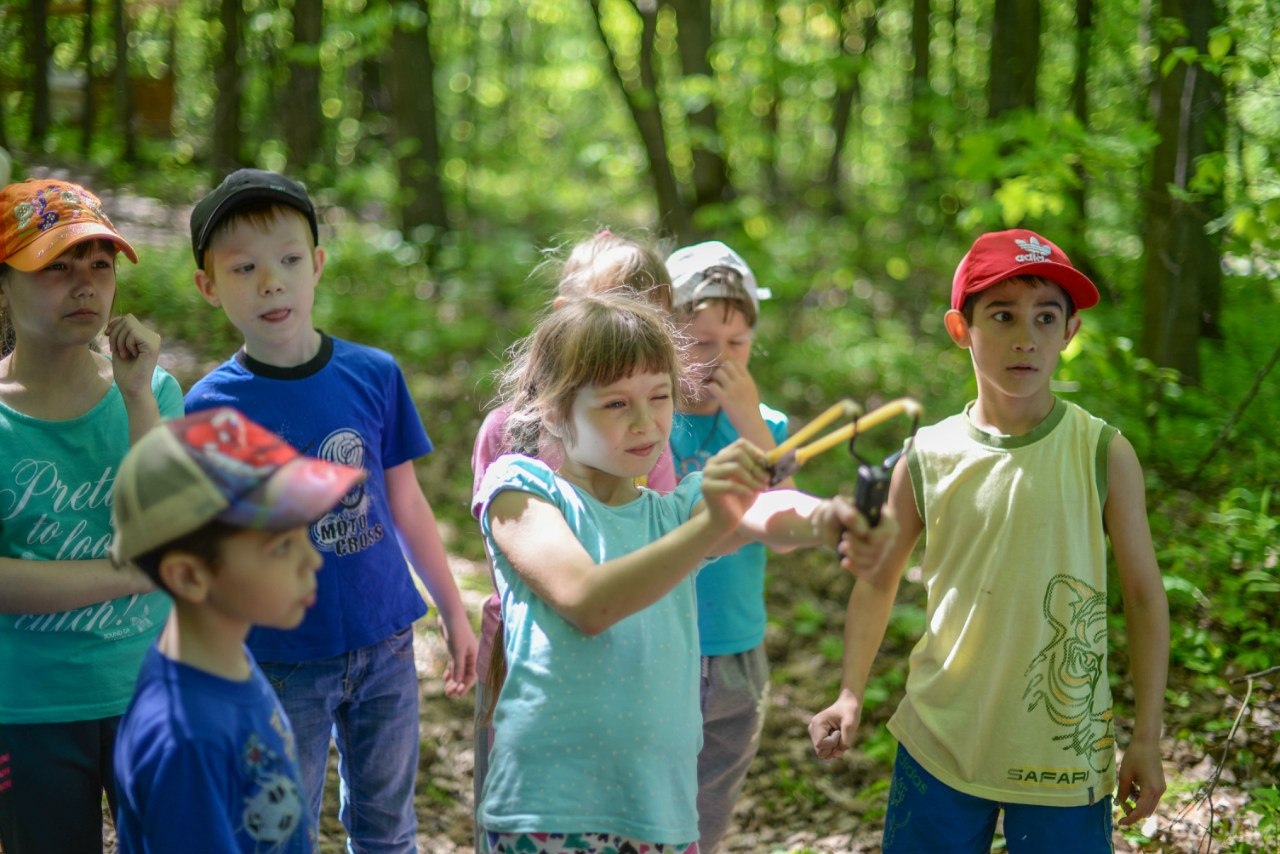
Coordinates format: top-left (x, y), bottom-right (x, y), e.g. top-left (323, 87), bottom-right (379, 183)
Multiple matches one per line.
top-left (1062, 313), bottom-right (1083, 348)
top-left (193, 268), bottom-right (220, 307)
top-left (311, 246), bottom-right (326, 281)
top-left (944, 309), bottom-right (971, 348)
top-left (157, 551), bottom-right (215, 604)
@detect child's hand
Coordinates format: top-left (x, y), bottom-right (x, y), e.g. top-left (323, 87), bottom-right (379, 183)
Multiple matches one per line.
top-left (438, 609), bottom-right (478, 698)
top-left (1116, 739), bottom-right (1166, 827)
top-left (700, 439), bottom-right (770, 535)
top-left (703, 360), bottom-right (761, 427)
top-left (106, 314), bottom-right (160, 398)
top-left (809, 691), bottom-right (861, 760)
top-left (836, 509), bottom-right (898, 579)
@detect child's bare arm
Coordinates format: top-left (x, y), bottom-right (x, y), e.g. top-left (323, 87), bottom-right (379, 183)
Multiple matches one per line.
top-left (1105, 434), bottom-right (1169, 826)
top-left (809, 457), bottom-right (922, 758)
top-left (106, 314), bottom-right (162, 443)
top-left (386, 461), bottom-right (478, 697)
top-left (490, 441), bottom-right (769, 635)
top-left (0, 556), bottom-right (154, 614)
top-left (489, 490), bottom-right (728, 636)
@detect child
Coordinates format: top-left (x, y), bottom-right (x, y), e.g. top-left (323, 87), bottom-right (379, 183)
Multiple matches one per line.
top-left (809, 229), bottom-right (1170, 851)
top-left (474, 292), bottom-right (885, 854)
top-left (184, 168), bottom-right (478, 851)
top-left (665, 239), bottom-right (788, 852)
top-left (468, 229), bottom-right (678, 852)
top-left (0, 178), bottom-right (182, 852)
top-left (111, 407), bottom-right (366, 852)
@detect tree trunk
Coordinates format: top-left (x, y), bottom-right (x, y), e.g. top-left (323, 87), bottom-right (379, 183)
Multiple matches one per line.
top-left (212, 0), bottom-right (244, 172)
top-left (112, 0), bottom-right (135, 161)
top-left (668, 0), bottom-right (732, 212)
top-left (988, 0), bottom-right (1039, 117)
top-left (27, 0), bottom-right (50, 146)
top-left (907, 0), bottom-right (933, 207)
top-left (389, 0), bottom-right (450, 237)
top-left (1139, 0), bottom-right (1227, 380)
top-left (81, 0), bottom-right (94, 155)
top-left (283, 0), bottom-right (325, 167)
top-left (823, 1), bottom-right (878, 215)
top-left (763, 0), bottom-right (781, 205)
top-left (587, 0), bottom-right (691, 240)
top-left (1065, 0), bottom-right (1098, 280)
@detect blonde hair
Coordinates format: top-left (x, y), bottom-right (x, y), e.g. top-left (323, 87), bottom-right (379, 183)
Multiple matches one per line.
top-left (500, 292), bottom-right (687, 456)
top-left (200, 201), bottom-right (315, 275)
top-left (554, 230), bottom-right (673, 312)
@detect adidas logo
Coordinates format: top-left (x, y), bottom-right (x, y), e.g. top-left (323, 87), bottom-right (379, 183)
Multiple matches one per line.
top-left (1014, 236), bottom-right (1053, 263)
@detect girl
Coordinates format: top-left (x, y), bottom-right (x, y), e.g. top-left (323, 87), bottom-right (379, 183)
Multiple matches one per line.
top-left (0, 178), bottom-right (183, 852)
top-left (469, 229), bottom-right (678, 851)
top-left (474, 293), bottom-right (881, 854)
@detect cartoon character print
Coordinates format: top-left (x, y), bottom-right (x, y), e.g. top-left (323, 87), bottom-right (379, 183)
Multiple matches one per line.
top-left (1022, 574), bottom-right (1114, 773)
top-left (239, 732), bottom-right (308, 852)
top-left (179, 409), bottom-right (297, 484)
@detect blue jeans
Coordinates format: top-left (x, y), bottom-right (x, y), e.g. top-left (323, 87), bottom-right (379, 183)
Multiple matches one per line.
top-left (259, 627), bottom-right (420, 854)
top-left (883, 744), bottom-right (1114, 853)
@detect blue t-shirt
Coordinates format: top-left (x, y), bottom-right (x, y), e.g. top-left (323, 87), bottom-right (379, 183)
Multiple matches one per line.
top-left (670, 403), bottom-right (789, 656)
top-left (184, 334), bottom-right (431, 661)
top-left (0, 366), bottom-right (181, 724)
top-left (476, 456), bottom-right (705, 843)
top-left (114, 646), bottom-right (318, 853)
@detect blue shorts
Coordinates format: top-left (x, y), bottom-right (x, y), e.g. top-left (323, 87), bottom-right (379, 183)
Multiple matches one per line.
top-left (883, 744), bottom-right (1114, 854)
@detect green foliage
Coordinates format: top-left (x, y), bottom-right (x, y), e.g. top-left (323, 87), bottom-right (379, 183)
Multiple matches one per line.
top-left (1245, 785), bottom-right (1280, 849)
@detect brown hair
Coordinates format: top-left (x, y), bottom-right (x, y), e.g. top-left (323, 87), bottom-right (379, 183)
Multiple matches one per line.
top-left (500, 292), bottom-right (687, 458)
top-left (128, 519), bottom-right (240, 597)
top-left (554, 230), bottom-right (673, 312)
top-left (200, 201), bottom-right (316, 275)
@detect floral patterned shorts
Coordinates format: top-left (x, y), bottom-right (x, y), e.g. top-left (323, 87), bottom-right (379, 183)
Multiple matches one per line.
top-left (484, 831), bottom-right (698, 854)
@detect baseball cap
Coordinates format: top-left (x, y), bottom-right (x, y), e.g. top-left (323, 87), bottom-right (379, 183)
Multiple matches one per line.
top-left (667, 240), bottom-right (772, 312)
top-left (189, 168), bottom-right (319, 268)
top-left (111, 407), bottom-right (365, 564)
top-left (0, 179), bottom-right (137, 273)
top-left (951, 229), bottom-right (1099, 312)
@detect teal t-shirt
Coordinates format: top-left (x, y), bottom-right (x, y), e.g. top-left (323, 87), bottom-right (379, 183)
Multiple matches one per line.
top-left (670, 403), bottom-right (789, 656)
top-left (477, 455), bottom-right (705, 843)
top-left (0, 367), bottom-right (181, 724)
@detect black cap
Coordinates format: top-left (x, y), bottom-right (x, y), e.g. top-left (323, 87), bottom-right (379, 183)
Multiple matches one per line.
top-left (190, 169), bottom-right (319, 268)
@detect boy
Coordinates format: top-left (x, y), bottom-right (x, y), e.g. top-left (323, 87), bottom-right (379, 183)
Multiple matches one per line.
top-left (665, 240), bottom-right (790, 853)
top-left (185, 169), bottom-right (478, 851)
top-left (809, 229), bottom-right (1170, 851)
top-left (111, 407), bottom-right (365, 852)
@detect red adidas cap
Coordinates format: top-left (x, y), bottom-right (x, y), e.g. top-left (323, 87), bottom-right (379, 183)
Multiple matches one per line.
top-left (951, 229), bottom-right (1099, 311)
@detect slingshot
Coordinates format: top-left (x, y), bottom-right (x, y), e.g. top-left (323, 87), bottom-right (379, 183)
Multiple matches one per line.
top-left (765, 397), bottom-right (923, 525)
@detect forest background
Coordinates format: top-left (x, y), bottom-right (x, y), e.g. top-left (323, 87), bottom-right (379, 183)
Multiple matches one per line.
top-left (2, 0), bottom-right (1278, 850)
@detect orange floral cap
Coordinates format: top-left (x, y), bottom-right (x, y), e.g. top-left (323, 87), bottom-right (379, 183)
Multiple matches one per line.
top-left (0, 179), bottom-right (137, 272)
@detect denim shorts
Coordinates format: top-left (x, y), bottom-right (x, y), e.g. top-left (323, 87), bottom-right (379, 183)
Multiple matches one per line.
top-left (883, 744), bottom-right (1114, 853)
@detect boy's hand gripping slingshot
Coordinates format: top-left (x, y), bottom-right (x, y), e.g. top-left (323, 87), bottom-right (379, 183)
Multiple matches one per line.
top-left (765, 398), bottom-right (922, 525)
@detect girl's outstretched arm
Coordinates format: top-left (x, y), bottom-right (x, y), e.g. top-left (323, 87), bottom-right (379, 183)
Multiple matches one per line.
top-left (489, 490), bottom-right (728, 636)
top-left (488, 441), bottom-right (768, 636)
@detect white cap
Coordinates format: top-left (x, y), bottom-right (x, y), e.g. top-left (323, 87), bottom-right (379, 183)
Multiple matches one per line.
top-left (666, 240), bottom-right (771, 312)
